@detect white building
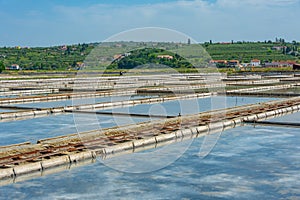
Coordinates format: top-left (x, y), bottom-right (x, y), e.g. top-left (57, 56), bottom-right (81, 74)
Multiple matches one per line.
top-left (157, 55), bottom-right (174, 59)
top-left (8, 64), bottom-right (20, 70)
top-left (250, 59), bottom-right (261, 67)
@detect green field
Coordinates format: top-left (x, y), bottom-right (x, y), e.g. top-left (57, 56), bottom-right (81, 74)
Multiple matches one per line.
top-left (205, 42), bottom-right (298, 62)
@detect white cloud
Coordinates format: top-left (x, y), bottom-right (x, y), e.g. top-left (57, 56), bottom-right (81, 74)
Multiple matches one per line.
top-left (217, 0), bottom-right (300, 7)
top-left (1, 0), bottom-right (300, 46)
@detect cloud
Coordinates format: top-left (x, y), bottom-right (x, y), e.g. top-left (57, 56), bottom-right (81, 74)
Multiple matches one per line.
top-left (0, 0), bottom-right (299, 46)
top-left (217, 0), bottom-right (300, 7)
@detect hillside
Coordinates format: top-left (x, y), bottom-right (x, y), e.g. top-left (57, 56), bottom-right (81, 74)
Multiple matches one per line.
top-left (0, 43), bottom-right (95, 70)
top-left (0, 41), bottom-right (299, 70)
top-left (108, 48), bottom-right (193, 69)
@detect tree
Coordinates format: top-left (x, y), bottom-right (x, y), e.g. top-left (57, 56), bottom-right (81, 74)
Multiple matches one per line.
top-left (292, 40), bottom-right (297, 46)
top-left (0, 61), bottom-right (5, 73)
top-left (285, 46), bottom-right (292, 54)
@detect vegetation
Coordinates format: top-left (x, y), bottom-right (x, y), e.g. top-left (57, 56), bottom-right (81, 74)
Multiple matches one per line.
top-left (0, 61), bottom-right (4, 73)
top-left (108, 48), bottom-right (193, 69)
top-left (204, 41), bottom-right (299, 63)
top-left (0, 40), bottom-right (299, 71)
top-left (0, 43), bottom-right (94, 70)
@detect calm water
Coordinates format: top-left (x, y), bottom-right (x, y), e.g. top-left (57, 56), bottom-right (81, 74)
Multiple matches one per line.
top-left (2, 96), bottom-right (299, 200)
top-left (0, 96), bottom-right (276, 146)
top-left (102, 96), bottom-right (276, 116)
top-left (11, 95), bottom-right (158, 108)
top-left (0, 112), bottom-right (299, 199)
top-left (0, 109), bottom-right (14, 113)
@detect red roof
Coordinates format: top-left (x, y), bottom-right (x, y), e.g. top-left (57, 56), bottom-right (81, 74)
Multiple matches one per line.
top-left (210, 60), bottom-right (227, 63)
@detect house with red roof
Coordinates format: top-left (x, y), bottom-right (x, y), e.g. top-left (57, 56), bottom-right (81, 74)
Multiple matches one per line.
top-left (250, 59), bottom-right (261, 67)
top-left (209, 60), bottom-right (227, 64)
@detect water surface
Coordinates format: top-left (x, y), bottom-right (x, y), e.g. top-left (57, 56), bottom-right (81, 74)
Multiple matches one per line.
top-left (0, 113), bottom-right (299, 199)
top-left (0, 96), bottom-right (276, 146)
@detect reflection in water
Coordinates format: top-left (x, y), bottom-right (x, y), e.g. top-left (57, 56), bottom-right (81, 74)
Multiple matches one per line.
top-left (0, 122), bottom-right (299, 199)
top-left (1, 96), bottom-right (298, 199)
top-left (0, 96), bottom-right (276, 146)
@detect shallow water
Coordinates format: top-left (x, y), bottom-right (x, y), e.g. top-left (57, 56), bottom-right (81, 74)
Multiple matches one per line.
top-left (0, 114), bottom-right (148, 146)
top-left (0, 109), bottom-right (14, 113)
top-left (0, 113), bottom-right (299, 199)
top-left (1, 96), bottom-right (299, 199)
top-left (12, 95), bottom-right (156, 108)
top-left (102, 96), bottom-right (276, 116)
top-left (0, 96), bottom-right (276, 146)
top-left (266, 111), bottom-right (300, 123)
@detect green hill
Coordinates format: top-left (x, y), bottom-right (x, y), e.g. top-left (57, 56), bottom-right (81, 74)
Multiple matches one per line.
top-left (0, 41), bottom-right (298, 71)
top-left (108, 48), bottom-right (193, 69)
top-left (0, 43), bottom-right (94, 70)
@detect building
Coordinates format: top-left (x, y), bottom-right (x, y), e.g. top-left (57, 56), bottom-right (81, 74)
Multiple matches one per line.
top-left (7, 64), bottom-right (20, 70)
top-left (263, 62), bottom-right (280, 68)
top-left (210, 60), bottom-right (241, 68)
top-left (227, 60), bottom-right (240, 67)
top-left (157, 55), bottom-right (173, 59)
top-left (278, 61), bottom-right (296, 67)
top-left (209, 60), bottom-right (227, 68)
top-left (250, 59), bottom-right (261, 67)
top-left (264, 61), bottom-right (296, 68)
top-left (209, 60), bottom-right (227, 64)
top-left (61, 45), bottom-right (68, 51)
top-left (271, 46), bottom-right (286, 51)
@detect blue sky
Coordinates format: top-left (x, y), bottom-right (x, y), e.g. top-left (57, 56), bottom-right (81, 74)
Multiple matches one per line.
top-left (0, 0), bottom-right (299, 46)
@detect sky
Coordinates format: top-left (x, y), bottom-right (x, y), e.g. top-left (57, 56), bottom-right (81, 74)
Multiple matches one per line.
top-left (0, 0), bottom-right (299, 47)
